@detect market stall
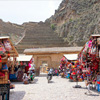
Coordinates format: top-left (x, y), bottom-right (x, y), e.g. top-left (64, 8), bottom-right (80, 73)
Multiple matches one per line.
top-left (78, 34), bottom-right (100, 92)
top-left (0, 36), bottom-right (18, 100)
top-left (16, 55), bottom-right (35, 84)
top-left (59, 35), bottom-right (100, 91)
top-left (17, 54), bottom-right (33, 75)
top-left (59, 55), bottom-right (83, 82)
top-left (9, 54), bottom-right (34, 82)
top-left (0, 36), bottom-right (18, 83)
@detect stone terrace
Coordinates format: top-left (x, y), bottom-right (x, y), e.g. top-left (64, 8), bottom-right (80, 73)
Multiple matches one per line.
top-left (16, 22), bottom-right (68, 54)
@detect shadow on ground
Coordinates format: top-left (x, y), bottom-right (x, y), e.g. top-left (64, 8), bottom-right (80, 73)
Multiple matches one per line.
top-left (78, 86), bottom-right (100, 96)
top-left (10, 91), bottom-right (25, 100)
top-left (84, 92), bottom-right (100, 96)
top-left (32, 78), bottom-right (38, 84)
top-left (90, 89), bottom-right (100, 94)
top-left (37, 73), bottom-right (47, 77)
top-left (11, 82), bottom-right (23, 85)
top-left (48, 81), bottom-right (55, 83)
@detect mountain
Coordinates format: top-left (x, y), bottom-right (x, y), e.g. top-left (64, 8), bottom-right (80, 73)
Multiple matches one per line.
top-left (0, 19), bottom-right (24, 44)
top-left (0, 19), bottom-right (68, 53)
top-left (1, 0), bottom-right (100, 53)
top-left (46, 0), bottom-right (100, 46)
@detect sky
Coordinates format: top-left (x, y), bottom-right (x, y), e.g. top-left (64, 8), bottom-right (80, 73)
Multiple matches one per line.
top-left (0, 0), bottom-right (62, 25)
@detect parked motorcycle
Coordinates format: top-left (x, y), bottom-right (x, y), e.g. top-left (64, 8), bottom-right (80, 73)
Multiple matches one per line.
top-left (47, 68), bottom-right (53, 83)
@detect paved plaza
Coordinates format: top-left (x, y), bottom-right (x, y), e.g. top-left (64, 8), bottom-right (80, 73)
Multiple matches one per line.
top-left (10, 74), bottom-right (100, 100)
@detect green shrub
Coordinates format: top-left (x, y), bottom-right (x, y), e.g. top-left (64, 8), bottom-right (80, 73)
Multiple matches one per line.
top-left (69, 36), bottom-right (74, 41)
top-left (69, 19), bottom-right (73, 22)
top-left (51, 24), bottom-right (55, 30)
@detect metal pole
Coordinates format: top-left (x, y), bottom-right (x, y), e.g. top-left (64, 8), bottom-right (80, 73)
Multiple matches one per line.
top-left (86, 62), bottom-right (91, 93)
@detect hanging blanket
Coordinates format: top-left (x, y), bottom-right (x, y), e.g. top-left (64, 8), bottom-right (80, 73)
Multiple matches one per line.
top-left (0, 40), bottom-right (6, 54)
top-left (3, 39), bottom-right (12, 51)
top-left (17, 71), bottom-right (23, 82)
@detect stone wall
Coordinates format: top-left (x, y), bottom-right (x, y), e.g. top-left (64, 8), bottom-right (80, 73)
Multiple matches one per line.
top-left (33, 53), bottom-right (64, 76)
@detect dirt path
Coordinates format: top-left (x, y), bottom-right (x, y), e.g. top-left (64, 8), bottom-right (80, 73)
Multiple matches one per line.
top-left (10, 73), bottom-right (100, 100)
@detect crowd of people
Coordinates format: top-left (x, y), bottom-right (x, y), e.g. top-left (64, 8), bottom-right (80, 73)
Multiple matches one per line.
top-left (8, 61), bottom-right (35, 84)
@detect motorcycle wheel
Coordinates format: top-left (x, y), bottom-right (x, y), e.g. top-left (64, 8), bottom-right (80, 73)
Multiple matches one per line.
top-left (48, 79), bottom-right (50, 83)
top-left (48, 76), bottom-right (50, 83)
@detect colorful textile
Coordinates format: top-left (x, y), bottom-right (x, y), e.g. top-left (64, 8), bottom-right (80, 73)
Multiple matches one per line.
top-left (2, 63), bottom-right (8, 71)
top-left (3, 39), bottom-right (12, 51)
top-left (97, 38), bottom-right (100, 45)
top-left (28, 63), bottom-right (31, 68)
top-left (17, 71), bottom-right (23, 81)
top-left (0, 55), bottom-right (2, 62)
top-left (0, 40), bottom-right (6, 54)
top-left (0, 72), bottom-right (5, 78)
top-left (88, 40), bottom-right (92, 48)
top-left (25, 66), bottom-right (29, 73)
top-left (91, 46), bottom-right (96, 55)
top-left (92, 60), bottom-right (98, 70)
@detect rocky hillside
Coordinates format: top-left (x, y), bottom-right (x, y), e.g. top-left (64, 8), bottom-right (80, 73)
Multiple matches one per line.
top-left (47, 0), bottom-right (100, 46)
top-left (0, 19), bottom-right (24, 44)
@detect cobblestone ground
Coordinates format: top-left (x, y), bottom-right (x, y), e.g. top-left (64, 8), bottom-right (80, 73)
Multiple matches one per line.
top-left (10, 74), bottom-right (100, 100)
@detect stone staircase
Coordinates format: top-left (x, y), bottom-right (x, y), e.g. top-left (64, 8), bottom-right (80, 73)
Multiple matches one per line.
top-left (16, 22), bottom-right (67, 53)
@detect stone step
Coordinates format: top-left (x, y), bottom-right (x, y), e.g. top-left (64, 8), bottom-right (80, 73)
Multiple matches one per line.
top-left (19, 42), bottom-right (65, 46)
top-left (25, 34), bottom-right (58, 37)
top-left (27, 27), bottom-right (51, 31)
top-left (26, 30), bottom-right (55, 34)
top-left (19, 40), bottom-right (63, 43)
top-left (20, 36), bottom-right (63, 39)
top-left (25, 31), bottom-right (58, 37)
top-left (17, 43), bottom-right (67, 48)
top-left (19, 41), bottom-right (64, 45)
top-left (19, 39), bottom-right (64, 43)
top-left (16, 22), bottom-right (66, 53)
top-left (26, 27), bottom-right (52, 31)
top-left (21, 37), bottom-right (63, 41)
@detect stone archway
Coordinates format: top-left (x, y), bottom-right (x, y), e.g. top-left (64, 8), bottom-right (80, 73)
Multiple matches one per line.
top-left (36, 56), bottom-right (51, 75)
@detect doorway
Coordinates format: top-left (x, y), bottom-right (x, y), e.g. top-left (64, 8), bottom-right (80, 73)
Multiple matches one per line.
top-left (37, 56), bottom-right (51, 75)
top-left (40, 61), bottom-right (48, 73)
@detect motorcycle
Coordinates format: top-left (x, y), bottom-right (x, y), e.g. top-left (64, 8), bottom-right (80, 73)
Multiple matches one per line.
top-left (47, 68), bottom-right (53, 83)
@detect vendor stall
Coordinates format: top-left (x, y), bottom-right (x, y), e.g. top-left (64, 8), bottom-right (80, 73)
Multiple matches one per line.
top-left (59, 55), bottom-right (83, 82)
top-left (78, 34), bottom-right (100, 91)
top-left (0, 36), bottom-right (18, 100)
top-left (0, 36), bottom-right (18, 84)
top-left (9, 54), bottom-right (33, 82)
